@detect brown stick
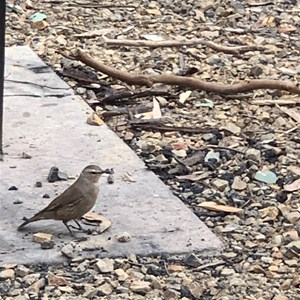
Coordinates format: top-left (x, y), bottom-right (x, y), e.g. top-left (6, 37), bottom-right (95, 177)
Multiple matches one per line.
top-left (130, 121), bottom-right (219, 134)
top-left (100, 37), bottom-right (263, 54)
top-left (74, 50), bottom-right (300, 95)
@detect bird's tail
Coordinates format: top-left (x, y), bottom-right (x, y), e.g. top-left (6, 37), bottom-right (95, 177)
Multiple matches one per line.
top-left (18, 213), bottom-right (45, 230)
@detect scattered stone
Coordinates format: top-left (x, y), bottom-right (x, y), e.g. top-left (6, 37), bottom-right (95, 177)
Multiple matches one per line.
top-left (273, 294), bottom-right (288, 300)
top-left (172, 149), bottom-right (187, 158)
top-left (184, 253), bottom-right (201, 268)
top-left (42, 194), bottom-right (50, 198)
top-left (223, 122), bottom-right (241, 135)
top-left (95, 258), bottom-right (114, 273)
top-left (97, 282), bottom-right (113, 296)
top-left (163, 288), bottom-right (180, 300)
top-left (41, 240), bottom-right (55, 249)
top-left (286, 240), bottom-right (300, 254)
top-left (15, 265), bottom-right (30, 277)
top-left (212, 178), bottom-right (228, 191)
top-left (285, 211), bottom-right (300, 224)
top-left (0, 269), bottom-right (15, 280)
top-left (21, 152), bottom-right (32, 159)
top-left (116, 232), bottom-right (131, 243)
top-left (231, 176), bottom-right (247, 190)
top-left (168, 264), bottom-right (185, 273)
top-left (83, 288), bottom-right (97, 299)
top-left (13, 200), bottom-right (23, 204)
top-left (28, 278), bottom-right (45, 295)
top-left (115, 268), bottom-right (129, 281)
top-left (8, 186), bottom-right (18, 191)
top-left (229, 277), bottom-right (246, 286)
top-left (130, 280), bottom-right (151, 295)
top-left (35, 181), bottom-right (42, 188)
top-left (245, 148), bottom-right (261, 163)
top-left (283, 230), bottom-right (299, 241)
top-left (149, 276), bottom-right (162, 289)
top-left (220, 268), bottom-right (236, 276)
top-left (61, 243), bottom-right (75, 258)
top-left (32, 232), bottom-right (52, 244)
top-left (23, 273), bottom-right (40, 285)
top-left (47, 272), bottom-right (68, 286)
top-left (47, 166), bottom-right (59, 182)
top-left (187, 281), bottom-right (204, 298)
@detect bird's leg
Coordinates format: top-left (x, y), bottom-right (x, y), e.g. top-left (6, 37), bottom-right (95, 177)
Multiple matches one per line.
top-left (67, 220), bottom-right (83, 231)
top-left (74, 220), bottom-right (83, 231)
top-left (63, 221), bottom-right (75, 237)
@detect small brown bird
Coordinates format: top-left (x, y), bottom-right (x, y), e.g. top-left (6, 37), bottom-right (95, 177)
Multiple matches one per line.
top-left (18, 165), bottom-right (111, 235)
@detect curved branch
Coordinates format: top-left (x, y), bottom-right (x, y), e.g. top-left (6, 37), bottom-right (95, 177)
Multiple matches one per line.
top-left (74, 50), bottom-right (300, 95)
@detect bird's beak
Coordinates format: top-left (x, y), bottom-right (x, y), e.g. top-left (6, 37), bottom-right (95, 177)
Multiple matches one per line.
top-left (101, 168), bottom-right (114, 175)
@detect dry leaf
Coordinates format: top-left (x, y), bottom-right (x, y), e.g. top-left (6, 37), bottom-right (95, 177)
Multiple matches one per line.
top-left (82, 211), bottom-right (106, 222)
top-left (284, 178), bottom-right (300, 192)
top-left (82, 212), bottom-right (112, 233)
top-left (179, 90), bottom-right (192, 104)
top-left (96, 217), bottom-right (112, 233)
top-left (198, 201), bottom-right (243, 213)
top-left (152, 98), bottom-right (162, 119)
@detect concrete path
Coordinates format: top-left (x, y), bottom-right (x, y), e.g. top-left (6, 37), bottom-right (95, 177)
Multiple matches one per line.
top-left (0, 46), bottom-right (222, 264)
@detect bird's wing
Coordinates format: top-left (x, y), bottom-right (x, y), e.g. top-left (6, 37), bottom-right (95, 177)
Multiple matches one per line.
top-left (40, 179), bottom-right (85, 213)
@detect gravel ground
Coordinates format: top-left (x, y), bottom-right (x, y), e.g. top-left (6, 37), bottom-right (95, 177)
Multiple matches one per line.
top-left (2, 0), bottom-right (300, 299)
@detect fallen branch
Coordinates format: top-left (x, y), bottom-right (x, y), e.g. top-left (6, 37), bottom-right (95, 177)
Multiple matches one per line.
top-left (74, 50), bottom-right (300, 95)
top-left (98, 90), bottom-right (171, 104)
top-left (99, 37), bottom-right (263, 54)
top-left (130, 121), bottom-right (219, 134)
top-left (72, 1), bottom-right (136, 8)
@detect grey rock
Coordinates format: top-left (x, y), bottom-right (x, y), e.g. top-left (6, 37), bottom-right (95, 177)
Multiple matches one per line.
top-left (15, 265), bottom-right (31, 277)
top-left (286, 240), bottom-right (300, 253)
top-left (28, 278), bottom-right (45, 295)
top-left (115, 268), bottom-right (129, 281)
top-left (220, 267), bottom-right (236, 276)
top-left (163, 288), bottom-right (180, 300)
top-left (245, 148), bottom-right (261, 163)
top-left (284, 259), bottom-right (298, 267)
top-left (184, 253), bottom-right (201, 267)
top-left (97, 282), bottom-right (113, 296)
top-left (41, 240), bottom-right (55, 249)
top-left (130, 280), bottom-right (151, 295)
top-left (61, 243), bottom-right (76, 259)
top-left (0, 269), bottom-right (15, 280)
top-left (95, 258), bottom-right (114, 273)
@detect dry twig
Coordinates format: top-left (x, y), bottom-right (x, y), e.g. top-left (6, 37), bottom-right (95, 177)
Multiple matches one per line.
top-left (99, 37), bottom-right (263, 55)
